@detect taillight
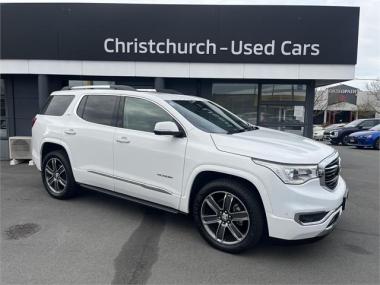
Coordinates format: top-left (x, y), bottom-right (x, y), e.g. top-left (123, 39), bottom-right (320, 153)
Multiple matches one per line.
top-left (32, 116), bottom-right (37, 127)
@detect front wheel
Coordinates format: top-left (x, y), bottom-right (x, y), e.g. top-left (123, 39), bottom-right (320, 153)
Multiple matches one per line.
top-left (192, 179), bottom-right (265, 253)
top-left (374, 138), bottom-right (380, 150)
top-left (342, 135), bottom-right (350, 146)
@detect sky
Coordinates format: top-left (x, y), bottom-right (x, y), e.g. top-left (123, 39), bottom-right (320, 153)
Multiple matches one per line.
top-left (3, 0), bottom-right (380, 89)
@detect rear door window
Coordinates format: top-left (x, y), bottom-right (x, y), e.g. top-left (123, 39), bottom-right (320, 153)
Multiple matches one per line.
top-left (41, 95), bottom-right (74, 116)
top-left (78, 95), bottom-right (119, 126)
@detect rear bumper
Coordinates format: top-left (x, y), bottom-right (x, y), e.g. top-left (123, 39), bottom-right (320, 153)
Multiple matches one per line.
top-left (32, 152), bottom-right (41, 171)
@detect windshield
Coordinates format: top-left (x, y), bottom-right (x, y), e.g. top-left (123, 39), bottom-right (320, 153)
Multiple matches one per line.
top-left (370, 124), bottom-right (380, 131)
top-left (167, 100), bottom-right (256, 134)
top-left (345, 119), bottom-right (363, 128)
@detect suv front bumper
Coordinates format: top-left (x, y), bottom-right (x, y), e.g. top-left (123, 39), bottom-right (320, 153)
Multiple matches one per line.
top-left (265, 177), bottom-right (348, 240)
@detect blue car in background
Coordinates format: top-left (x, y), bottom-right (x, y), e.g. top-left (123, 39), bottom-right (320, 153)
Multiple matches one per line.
top-left (348, 124), bottom-right (380, 150)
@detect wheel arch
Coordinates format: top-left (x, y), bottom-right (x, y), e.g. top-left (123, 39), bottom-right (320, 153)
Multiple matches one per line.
top-left (40, 139), bottom-right (74, 173)
top-left (180, 166), bottom-right (272, 224)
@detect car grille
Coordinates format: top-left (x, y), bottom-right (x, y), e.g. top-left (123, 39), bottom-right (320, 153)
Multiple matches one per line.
top-left (324, 157), bottom-right (340, 190)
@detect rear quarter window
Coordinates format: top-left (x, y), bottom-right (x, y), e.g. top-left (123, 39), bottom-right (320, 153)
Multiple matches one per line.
top-left (41, 95), bottom-right (75, 116)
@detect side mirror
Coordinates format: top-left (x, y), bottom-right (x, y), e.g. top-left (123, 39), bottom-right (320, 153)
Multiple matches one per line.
top-left (154, 121), bottom-right (184, 137)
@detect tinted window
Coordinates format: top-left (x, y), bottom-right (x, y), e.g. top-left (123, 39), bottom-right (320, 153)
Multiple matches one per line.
top-left (123, 97), bottom-right (173, 132)
top-left (41, 95), bottom-right (74, 116)
top-left (167, 100), bottom-right (252, 134)
top-left (80, 95), bottom-right (119, 126)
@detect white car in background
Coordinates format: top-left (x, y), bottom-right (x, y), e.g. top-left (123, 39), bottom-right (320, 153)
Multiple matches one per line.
top-left (313, 125), bottom-right (325, 141)
top-left (32, 85), bottom-right (348, 253)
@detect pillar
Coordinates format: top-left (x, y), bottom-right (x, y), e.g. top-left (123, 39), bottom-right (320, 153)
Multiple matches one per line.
top-left (154, 77), bottom-right (165, 91)
top-left (38, 74), bottom-right (49, 111)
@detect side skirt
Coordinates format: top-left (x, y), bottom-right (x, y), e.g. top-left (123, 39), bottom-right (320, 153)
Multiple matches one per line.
top-left (79, 183), bottom-right (180, 214)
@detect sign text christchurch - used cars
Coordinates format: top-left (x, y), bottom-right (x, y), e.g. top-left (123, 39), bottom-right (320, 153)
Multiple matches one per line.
top-left (104, 38), bottom-right (320, 56)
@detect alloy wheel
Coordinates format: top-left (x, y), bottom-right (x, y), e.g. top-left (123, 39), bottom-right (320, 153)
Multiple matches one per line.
top-left (200, 191), bottom-right (250, 245)
top-left (44, 157), bottom-right (67, 194)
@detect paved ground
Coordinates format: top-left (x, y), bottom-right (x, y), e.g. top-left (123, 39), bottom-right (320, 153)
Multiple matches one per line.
top-left (1, 145), bottom-right (379, 284)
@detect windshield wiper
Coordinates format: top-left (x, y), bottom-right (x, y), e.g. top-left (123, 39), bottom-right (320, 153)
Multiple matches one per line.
top-left (227, 125), bottom-right (259, 134)
top-left (244, 125), bottom-right (259, 131)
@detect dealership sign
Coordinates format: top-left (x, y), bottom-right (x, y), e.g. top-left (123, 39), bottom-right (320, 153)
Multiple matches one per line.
top-left (328, 84), bottom-right (358, 105)
top-left (0, 4), bottom-right (359, 64)
top-left (104, 38), bottom-right (321, 57)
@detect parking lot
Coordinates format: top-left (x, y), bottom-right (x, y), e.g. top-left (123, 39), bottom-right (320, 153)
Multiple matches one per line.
top-left (1, 145), bottom-right (379, 284)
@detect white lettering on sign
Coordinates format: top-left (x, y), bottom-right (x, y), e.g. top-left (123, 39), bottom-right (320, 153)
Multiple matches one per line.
top-left (104, 38), bottom-right (321, 57)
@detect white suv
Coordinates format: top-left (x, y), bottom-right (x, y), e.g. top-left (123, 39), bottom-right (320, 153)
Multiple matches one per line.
top-left (32, 85), bottom-right (348, 253)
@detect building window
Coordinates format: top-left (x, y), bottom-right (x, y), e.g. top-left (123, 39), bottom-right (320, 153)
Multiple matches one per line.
top-left (212, 83), bottom-right (259, 124)
top-left (0, 79), bottom-right (7, 139)
top-left (259, 84), bottom-right (306, 135)
top-left (259, 105), bottom-right (305, 125)
top-left (261, 84), bottom-right (306, 102)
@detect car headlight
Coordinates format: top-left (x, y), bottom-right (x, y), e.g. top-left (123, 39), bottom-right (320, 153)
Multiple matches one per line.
top-left (330, 131), bottom-right (339, 138)
top-left (366, 134), bottom-right (372, 138)
top-left (252, 159), bottom-right (319, 185)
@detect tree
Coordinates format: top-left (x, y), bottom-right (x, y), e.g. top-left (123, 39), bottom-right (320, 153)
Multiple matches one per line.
top-left (365, 79), bottom-right (380, 114)
top-left (314, 88), bottom-right (328, 116)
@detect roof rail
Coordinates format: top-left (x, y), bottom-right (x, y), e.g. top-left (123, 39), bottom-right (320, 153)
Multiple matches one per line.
top-left (156, 88), bottom-right (183, 95)
top-left (61, 85), bottom-right (136, 91)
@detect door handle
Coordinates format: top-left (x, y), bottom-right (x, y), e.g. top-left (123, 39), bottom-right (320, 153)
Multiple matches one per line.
top-left (64, 129), bottom-right (76, 135)
top-left (116, 137), bottom-right (130, 144)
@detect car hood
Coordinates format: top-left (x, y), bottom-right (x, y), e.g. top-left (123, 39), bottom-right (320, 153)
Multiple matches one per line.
top-left (332, 127), bottom-right (358, 133)
top-left (211, 127), bottom-right (335, 164)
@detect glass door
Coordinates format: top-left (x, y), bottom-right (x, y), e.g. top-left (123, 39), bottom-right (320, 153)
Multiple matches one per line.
top-left (259, 84), bottom-right (306, 135)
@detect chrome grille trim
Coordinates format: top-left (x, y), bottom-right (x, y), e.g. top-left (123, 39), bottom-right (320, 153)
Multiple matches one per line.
top-left (319, 152), bottom-right (340, 191)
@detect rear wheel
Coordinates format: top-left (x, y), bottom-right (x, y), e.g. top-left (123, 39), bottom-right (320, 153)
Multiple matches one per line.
top-left (192, 179), bottom-right (265, 253)
top-left (41, 150), bottom-right (78, 199)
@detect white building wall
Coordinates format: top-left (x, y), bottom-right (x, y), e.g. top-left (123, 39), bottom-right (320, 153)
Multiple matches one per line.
top-left (0, 59), bottom-right (355, 80)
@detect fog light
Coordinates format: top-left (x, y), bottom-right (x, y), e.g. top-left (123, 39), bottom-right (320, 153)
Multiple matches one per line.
top-left (295, 211), bottom-right (328, 225)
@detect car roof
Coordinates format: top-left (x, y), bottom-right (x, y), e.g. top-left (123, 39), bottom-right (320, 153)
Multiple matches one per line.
top-left (50, 88), bottom-right (206, 102)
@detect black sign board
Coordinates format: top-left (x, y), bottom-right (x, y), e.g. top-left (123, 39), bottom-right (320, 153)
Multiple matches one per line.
top-left (328, 84), bottom-right (358, 105)
top-left (0, 3), bottom-right (360, 64)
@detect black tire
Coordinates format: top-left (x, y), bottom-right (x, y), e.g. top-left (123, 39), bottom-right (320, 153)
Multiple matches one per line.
top-left (41, 150), bottom-right (78, 199)
top-left (356, 146), bottom-right (364, 149)
top-left (374, 138), bottom-right (380, 150)
top-left (341, 135), bottom-right (350, 146)
top-left (192, 178), bottom-right (265, 253)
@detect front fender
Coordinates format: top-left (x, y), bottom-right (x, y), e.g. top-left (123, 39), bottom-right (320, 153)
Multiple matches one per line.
top-left (178, 164), bottom-right (273, 216)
